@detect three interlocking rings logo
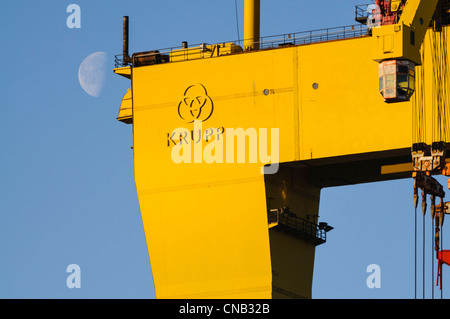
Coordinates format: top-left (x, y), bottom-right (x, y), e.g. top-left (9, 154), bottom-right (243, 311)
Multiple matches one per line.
top-left (178, 84), bottom-right (214, 123)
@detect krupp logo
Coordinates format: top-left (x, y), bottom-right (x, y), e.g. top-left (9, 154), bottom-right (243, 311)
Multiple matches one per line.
top-left (178, 84), bottom-right (214, 123)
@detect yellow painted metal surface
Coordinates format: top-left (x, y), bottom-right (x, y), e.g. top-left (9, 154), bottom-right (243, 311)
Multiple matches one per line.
top-left (372, 23), bottom-right (420, 63)
top-left (265, 167), bottom-right (321, 299)
top-left (114, 65), bottom-right (131, 79)
top-left (114, 3), bottom-right (447, 299)
top-left (117, 89), bottom-right (132, 124)
top-left (131, 58), bottom-right (279, 298)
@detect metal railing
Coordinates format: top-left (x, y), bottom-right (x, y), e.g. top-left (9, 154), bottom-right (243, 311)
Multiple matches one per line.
top-left (355, 4), bottom-right (371, 24)
top-left (115, 55), bottom-right (127, 68)
top-left (115, 24), bottom-right (368, 68)
top-left (257, 24), bottom-right (367, 49)
top-left (268, 208), bottom-right (327, 245)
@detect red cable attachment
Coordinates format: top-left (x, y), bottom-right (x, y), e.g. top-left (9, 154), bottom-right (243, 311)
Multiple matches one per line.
top-left (437, 250), bottom-right (450, 290)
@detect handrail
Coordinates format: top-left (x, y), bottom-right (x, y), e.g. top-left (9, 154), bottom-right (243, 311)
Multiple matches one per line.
top-left (258, 24), bottom-right (367, 49)
top-left (268, 207), bottom-right (327, 245)
top-left (355, 4), bottom-right (371, 22)
top-left (277, 213), bottom-right (326, 243)
top-left (115, 24), bottom-right (368, 68)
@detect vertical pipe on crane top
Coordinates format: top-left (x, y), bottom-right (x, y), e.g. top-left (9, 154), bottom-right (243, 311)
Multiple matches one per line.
top-left (244, 0), bottom-right (260, 51)
top-left (123, 16), bottom-right (130, 63)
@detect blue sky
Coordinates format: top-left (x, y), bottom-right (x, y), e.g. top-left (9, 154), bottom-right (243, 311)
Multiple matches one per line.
top-left (0, 0), bottom-right (448, 299)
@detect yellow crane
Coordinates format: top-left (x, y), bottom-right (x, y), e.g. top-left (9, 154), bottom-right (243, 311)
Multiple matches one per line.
top-left (113, 0), bottom-right (450, 298)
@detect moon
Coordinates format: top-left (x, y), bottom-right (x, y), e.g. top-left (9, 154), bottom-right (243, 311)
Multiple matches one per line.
top-left (78, 52), bottom-right (107, 97)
